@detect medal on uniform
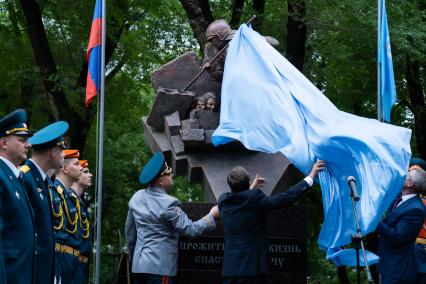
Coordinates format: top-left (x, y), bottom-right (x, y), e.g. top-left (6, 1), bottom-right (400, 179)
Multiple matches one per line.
top-left (15, 191), bottom-right (20, 199)
top-left (36, 188), bottom-right (44, 200)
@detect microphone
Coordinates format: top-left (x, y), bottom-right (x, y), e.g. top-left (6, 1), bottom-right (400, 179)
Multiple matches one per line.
top-left (347, 176), bottom-right (360, 201)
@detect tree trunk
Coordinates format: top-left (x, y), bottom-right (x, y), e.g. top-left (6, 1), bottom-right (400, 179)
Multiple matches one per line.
top-left (286, 0), bottom-right (307, 71)
top-left (19, 0), bottom-right (86, 149)
top-left (179, 0), bottom-right (214, 49)
top-left (230, 0), bottom-right (245, 29)
top-left (406, 52), bottom-right (426, 159)
top-left (19, 0), bottom-right (128, 153)
top-left (252, 0), bottom-right (265, 31)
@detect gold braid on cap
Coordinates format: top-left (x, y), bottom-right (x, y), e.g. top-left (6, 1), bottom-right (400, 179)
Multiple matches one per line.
top-left (160, 162), bottom-right (172, 176)
top-left (5, 127), bottom-right (28, 135)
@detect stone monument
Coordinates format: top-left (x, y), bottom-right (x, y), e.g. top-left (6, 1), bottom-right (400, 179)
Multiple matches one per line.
top-left (142, 19), bottom-right (307, 283)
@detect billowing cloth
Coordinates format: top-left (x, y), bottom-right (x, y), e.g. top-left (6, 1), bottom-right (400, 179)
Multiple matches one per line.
top-left (326, 248), bottom-right (379, 267)
top-left (212, 25), bottom-right (411, 257)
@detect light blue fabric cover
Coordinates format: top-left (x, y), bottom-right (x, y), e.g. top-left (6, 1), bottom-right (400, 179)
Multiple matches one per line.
top-left (326, 248), bottom-right (379, 267)
top-left (212, 24), bottom-right (412, 258)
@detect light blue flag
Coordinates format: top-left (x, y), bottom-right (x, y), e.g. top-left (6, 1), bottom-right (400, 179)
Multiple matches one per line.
top-left (212, 24), bottom-right (412, 262)
top-left (378, 0), bottom-right (397, 122)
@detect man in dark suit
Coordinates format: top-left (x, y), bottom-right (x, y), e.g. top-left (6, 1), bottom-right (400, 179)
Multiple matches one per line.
top-left (0, 109), bottom-right (35, 283)
top-left (218, 160), bottom-right (325, 284)
top-left (20, 121), bottom-right (68, 284)
top-left (376, 167), bottom-right (426, 284)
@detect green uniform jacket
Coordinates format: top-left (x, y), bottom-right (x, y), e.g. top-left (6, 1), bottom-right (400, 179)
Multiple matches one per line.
top-left (0, 159), bottom-right (35, 284)
top-left (21, 160), bottom-right (55, 284)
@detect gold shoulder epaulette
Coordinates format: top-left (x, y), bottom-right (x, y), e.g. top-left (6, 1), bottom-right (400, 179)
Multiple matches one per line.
top-left (57, 185), bottom-right (64, 195)
top-left (19, 165), bottom-right (30, 173)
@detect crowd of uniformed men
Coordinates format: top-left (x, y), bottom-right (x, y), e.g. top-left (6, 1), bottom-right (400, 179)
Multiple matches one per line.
top-left (0, 109), bottom-right (92, 284)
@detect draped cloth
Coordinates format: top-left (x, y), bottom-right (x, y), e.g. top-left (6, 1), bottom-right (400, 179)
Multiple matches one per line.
top-left (212, 24), bottom-right (411, 260)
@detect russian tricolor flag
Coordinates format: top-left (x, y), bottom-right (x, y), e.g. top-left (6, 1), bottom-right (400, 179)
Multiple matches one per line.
top-left (86, 0), bottom-right (102, 107)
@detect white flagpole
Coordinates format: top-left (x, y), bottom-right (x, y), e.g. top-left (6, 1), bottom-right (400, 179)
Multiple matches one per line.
top-left (377, 0), bottom-right (382, 121)
top-left (94, 0), bottom-right (106, 283)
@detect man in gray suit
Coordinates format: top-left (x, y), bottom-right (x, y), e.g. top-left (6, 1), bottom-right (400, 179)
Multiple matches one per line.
top-left (125, 152), bottom-right (219, 284)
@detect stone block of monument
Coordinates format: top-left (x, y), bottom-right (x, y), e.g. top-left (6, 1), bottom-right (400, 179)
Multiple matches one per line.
top-left (181, 119), bottom-right (190, 130)
top-left (182, 129), bottom-right (204, 144)
top-left (196, 110), bottom-right (220, 130)
top-left (171, 135), bottom-right (185, 155)
top-left (150, 51), bottom-right (221, 98)
top-left (164, 111), bottom-right (181, 137)
top-left (143, 115), bottom-right (304, 201)
top-left (146, 87), bottom-right (194, 131)
top-left (190, 119), bottom-right (200, 129)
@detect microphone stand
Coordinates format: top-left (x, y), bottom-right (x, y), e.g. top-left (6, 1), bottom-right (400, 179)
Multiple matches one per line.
top-left (347, 176), bottom-right (374, 284)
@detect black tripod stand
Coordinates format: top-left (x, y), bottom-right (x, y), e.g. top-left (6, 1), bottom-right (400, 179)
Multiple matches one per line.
top-left (347, 176), bottom-right (374, 284)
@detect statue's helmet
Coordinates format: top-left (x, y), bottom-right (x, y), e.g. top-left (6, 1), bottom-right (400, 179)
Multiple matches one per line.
top-left (206, 20), bottom-right (232, 42)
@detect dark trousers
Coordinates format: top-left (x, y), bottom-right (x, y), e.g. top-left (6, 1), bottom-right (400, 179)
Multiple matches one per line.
top-left (381, 275), bottom-right (415, 284)
top-left (222, 276), bottom-right (266, 284)
top-left (417, 273), bottom-right (426, 284)
top-left (75, 260), bottom-right (89, 284)
top-left (133, 273), bottom-right (173, 284)
top-left (55, 251), bottom-right (78, 284)
top-left (55, 251), bottom-right (89, 284)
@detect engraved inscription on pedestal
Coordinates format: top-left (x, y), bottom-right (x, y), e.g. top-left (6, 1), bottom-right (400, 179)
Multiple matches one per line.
top-left (176, 203), bottom-right (307, 284)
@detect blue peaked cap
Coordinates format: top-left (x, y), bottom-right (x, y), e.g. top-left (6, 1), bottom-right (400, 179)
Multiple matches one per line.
top-left (0, 109), bottom-right (32, 137)
top-left (29, 121), bottom-right (69, 149)
top-left (410, 158), bottom-right (426, 171)
top-left (139, 152), bottom-right (166, 184)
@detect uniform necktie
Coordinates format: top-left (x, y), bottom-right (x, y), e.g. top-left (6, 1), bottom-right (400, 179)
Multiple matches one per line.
top-left (391, 196), bottom-right (403, 210)
top-left (18, 172), bottom-right (24, 187)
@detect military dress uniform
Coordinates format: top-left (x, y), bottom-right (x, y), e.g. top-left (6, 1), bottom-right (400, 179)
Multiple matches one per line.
top-left (20, 120), bottom-right (69, 284)
top-left (0, 109), bottom-right (36, 283)
top-left (125, 152), bottom-right (216, 284)
top-left (71, 187), bottom-right (91, 284)
top-left (52, 176), bottom-right (88, 284)
top-left (21, 161), bottom-right (56, 283)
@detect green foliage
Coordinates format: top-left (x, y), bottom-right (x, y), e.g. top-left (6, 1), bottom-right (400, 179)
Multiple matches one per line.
top-left (2, 0), bottom-right (426, 282)
top-left (168, 176), bottom-right (204, 202)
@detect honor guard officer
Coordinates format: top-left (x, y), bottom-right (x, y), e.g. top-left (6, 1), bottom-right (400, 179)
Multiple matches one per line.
top-left (20, 121), bottom-right (69, 284)
top-left (52, 149), bottom-right (83, 284)
top-left (125, 152), bottom-right (220, 284)
top-left (0, 109), bottom-right (35, 284)
top-left (71, 160), bottom-right (92, 284)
